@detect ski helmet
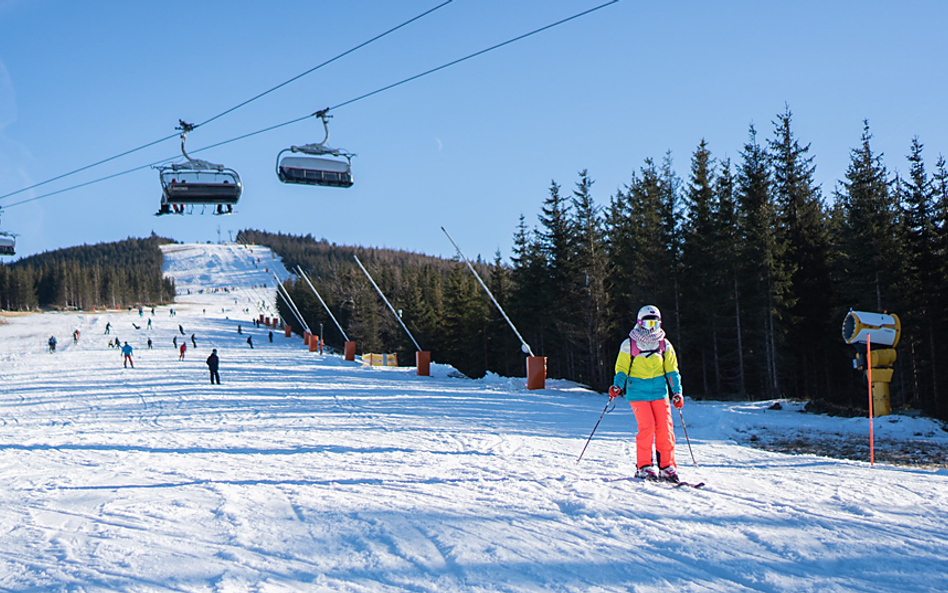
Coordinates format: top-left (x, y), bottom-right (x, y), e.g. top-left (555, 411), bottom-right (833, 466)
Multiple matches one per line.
top-left (636, 305), bottom-right (661, 323)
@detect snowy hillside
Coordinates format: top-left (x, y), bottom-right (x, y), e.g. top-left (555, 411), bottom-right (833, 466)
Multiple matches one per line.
top-left (1, 242), bottom-right (946, 592)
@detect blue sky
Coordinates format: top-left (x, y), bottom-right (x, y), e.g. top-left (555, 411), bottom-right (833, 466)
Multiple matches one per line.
top-left (1, 0), bottom-right (946, 262)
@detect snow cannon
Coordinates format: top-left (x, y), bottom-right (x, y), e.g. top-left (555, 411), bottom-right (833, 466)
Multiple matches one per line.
top-left (842, 311), bottom-right (901, 347)
top-left (844, 311), bottom-right (900, 417)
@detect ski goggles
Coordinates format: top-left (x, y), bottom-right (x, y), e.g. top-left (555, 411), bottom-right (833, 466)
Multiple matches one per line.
top-left (640, 317), bottom-right (660, 330)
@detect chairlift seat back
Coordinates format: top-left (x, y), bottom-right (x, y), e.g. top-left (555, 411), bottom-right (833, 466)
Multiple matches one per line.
top-left (160, 169), bottom-right (242, 205)
top-left (278, 156), bottom-right (353, 188)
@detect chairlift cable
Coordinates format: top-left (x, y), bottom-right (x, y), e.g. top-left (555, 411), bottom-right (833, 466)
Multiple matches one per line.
top-left (172, 0), bottom-right (622, 155)
top-left (2, 0), bottom-right (620, 210)
top-left (0, 132), bottom-right (180, 203)
top-left (193, 0), bottom-right (454, 130)
top-left (330, 0), bottom-right (620, 112)
top-left (0, 1), bottom-right (455, 203)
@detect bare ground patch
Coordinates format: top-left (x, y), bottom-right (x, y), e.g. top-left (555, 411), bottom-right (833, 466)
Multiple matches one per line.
top-left (745, 433), bottom-right (948, 469)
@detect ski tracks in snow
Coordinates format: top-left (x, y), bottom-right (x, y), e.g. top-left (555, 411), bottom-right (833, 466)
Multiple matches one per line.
top-left (1, 243), bottom-right (947, 592)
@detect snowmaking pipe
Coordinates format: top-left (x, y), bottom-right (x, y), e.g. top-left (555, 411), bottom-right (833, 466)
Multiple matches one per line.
top-left (441, 226), bottom-right (534, 357)
top-left (274, 282), bottom-right (307, 334)
top-left (272, 272), bottom-right (311, 334)
top-left (352, 254), bottom-right (423, 351)
top-left (295, 265), bottom-right (349, 342)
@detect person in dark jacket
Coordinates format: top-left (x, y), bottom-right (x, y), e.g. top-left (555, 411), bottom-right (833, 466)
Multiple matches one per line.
top-left (247, 335), bottom-right (254, 349)
top-left (206, 349), bottom-right (221, 384)
top-left (191, 333), bottom-right (197, 348)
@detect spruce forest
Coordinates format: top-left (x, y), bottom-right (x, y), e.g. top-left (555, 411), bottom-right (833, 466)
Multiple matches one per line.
top-left (0, 235), bottom-right (176, 311)
top-left (249, 109), bottom-right (948, 421)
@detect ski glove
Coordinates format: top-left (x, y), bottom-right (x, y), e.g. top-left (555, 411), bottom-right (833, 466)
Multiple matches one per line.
top-left (671, 393), bottom-right (684, 409)
top-left (608, 385), bottom-right (624, 400)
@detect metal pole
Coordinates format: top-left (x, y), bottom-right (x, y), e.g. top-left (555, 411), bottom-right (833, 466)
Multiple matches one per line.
top-left (274, 281), bottom-right (307, 334)
top-left (295, 266), bottom-right (349, 342)
top-left (867, 335), bottom-right (874, 466)
top-left (577, 399), bottom-right (615, 463)
top-left (353, 255), bottom-right (423, 351)
top-left (677, 407), bottom-right (698, 467)
top-left (441, 226), bottom-right (534, 357)
top-left (272, 272), bottom-right (311, 334)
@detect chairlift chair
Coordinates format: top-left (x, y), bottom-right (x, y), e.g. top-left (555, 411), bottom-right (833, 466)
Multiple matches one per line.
top-left (155, 121), bottom-right (243, 216)
top-left (0, 233), bottom-right (15, 256)
top-left (0, 212), bottom-right (15, 256)
top-left (277, 110), bottom-right (354, 188)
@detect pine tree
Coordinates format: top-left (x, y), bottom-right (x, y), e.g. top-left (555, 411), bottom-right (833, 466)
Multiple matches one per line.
top-left (605, 159), bottom-right (668, 336)
top-left (835, 121), bottom-right (901, 313)
top-left (570, 170), bottom-right (610, 388)
top-left (659, 153), bottom-right (685, 345)
top-left (681, 139), bottom-right (719, 395)
top-left (509, 213), bottom-right (546, 370)
top-left (535, 181), bottom-right (575, 378)
top-left (769, 107), bottom-right (835, 400)
top-left (486, 251), bottom-right (520, 377)
top-left (736, 125), bottom-right (791, 398)
top-left (714, 158), bottom-right (748, 396)
top-left (932, 155), bottom-right (948, 416)
top-left (898, 137), bottom-right (939, 412)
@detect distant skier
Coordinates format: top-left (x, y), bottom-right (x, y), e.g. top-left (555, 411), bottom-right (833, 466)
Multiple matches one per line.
top-left (608, 305), bottom-right (684, 483)
top-left (191, 333), bottom-right (197, 348)
top-left (179, 342), bottom-right (187, 360)
top-left (173, 335), bottom-right (178, 348)
top-left (268, 331), bottom-right (273, 343)
top-left (121, 342), bottom-right (134, 368)
top-left (147, 318), bottom-right (152, 329)
top-left (206, 349), bottom-right (221, 385)
top-left (237, 324), bottom-right (242, 335)
top-left (47, 336), bottom-right (57, 353)
top-left (247, 335), bottom-right (253, 349)
top-left (104, 322), bottom-right (111, 335)
top-left (179, 324), bottom-right (185, 335)
top-left (147, 337), bottom-right (153, 349)
top-left (73, 329), bottom-right (80, 344)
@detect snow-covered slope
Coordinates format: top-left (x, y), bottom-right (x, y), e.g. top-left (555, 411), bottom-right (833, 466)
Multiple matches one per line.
top-left (0, 242), bottom-right (946, 592)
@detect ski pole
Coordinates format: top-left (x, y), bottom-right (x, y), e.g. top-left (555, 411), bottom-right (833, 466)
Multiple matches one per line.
top-left (677, 407), bottom-right (697, 466)
top-left (577, 398), bottom-right (616, 463)
top-left (663, 370), bottom-right (698, 466)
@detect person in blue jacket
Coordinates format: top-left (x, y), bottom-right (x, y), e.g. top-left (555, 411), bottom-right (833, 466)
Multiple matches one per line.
top-left (121, 342), bottom-right (134, 368)
top-left (609, 305), bottom-right (684, 482)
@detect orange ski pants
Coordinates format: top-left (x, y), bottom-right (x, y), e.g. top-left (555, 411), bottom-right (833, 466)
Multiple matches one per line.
top-left (630, 399), bottom-right (676, 469)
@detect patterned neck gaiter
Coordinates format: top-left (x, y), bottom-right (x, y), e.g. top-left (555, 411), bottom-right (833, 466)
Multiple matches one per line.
top-left (630, 324), bottom-right (666, 354)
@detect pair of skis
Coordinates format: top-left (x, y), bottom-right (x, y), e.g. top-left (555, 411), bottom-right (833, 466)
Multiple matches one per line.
top-left (607, 476), bottom-right (705, 489)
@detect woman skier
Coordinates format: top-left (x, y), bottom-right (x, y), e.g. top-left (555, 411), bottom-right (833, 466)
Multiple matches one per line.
top-left (609, 305), bottom-right (684, 483)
